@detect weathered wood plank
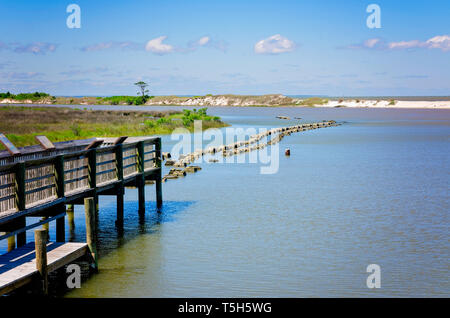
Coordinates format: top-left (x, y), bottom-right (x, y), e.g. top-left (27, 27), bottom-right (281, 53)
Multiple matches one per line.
top-left (35, 136), bottom-right (55, 150)
top-left (0, 242), bottom-right (88, 295)
top-left (0, 134), bottom-right (20, 156)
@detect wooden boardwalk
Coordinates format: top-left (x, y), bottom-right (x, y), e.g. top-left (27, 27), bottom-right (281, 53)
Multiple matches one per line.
top-left (0, 242), bottom-right (88, 295)
top-left (0, 135), bottom-right (163, 294)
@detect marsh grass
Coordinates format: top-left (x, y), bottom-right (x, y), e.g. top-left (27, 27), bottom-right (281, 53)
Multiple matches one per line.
top-left (0, 106), bottom-right (227, 148)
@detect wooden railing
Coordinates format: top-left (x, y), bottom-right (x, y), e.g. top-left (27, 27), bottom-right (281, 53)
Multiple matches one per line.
top-left (0, 137), bottom-right (160, 217)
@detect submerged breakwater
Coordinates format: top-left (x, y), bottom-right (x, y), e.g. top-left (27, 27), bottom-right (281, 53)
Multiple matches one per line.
top-left (163, 120), bottom-right (339, 181)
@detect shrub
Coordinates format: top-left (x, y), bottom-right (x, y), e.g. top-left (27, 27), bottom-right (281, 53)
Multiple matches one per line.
top-left (156, 117), bottom-right (171, 125)
top-left (144, 120), bottom-right (156, 128)
top-left (70, 124), bottom-right (82, 136)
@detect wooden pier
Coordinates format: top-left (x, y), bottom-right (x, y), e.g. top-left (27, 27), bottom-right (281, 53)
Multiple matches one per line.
top-left (0, 135), bottom-right (163, 295)
top-left (0, 241), bottom-right (88, 295)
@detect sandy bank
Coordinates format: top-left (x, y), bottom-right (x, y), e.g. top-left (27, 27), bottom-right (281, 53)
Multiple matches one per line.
top-left (320, 100), bottom-right (450, 109)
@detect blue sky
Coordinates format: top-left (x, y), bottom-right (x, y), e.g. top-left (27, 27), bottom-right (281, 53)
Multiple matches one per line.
top-left (0, 0), bottom-right (449, 96)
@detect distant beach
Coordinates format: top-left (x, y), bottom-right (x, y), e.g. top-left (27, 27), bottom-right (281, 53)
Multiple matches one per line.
top-left (1, 94), bottom-right (449, 109)
top-left (318, 99), bottom-right (450, 109)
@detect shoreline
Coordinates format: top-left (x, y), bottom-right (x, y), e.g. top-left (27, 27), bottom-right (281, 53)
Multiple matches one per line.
top-left (2, 101), bottom-right (450, 109)
top-left (2, 96), bottom-right (450, 109)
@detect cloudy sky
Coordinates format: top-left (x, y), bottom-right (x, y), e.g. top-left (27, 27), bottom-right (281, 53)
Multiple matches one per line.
top-left (0, 0), bottom-right (449, 96)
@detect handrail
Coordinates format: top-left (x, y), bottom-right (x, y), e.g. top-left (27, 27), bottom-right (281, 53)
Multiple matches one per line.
top-left (0, 137), bottom-right (161, 217)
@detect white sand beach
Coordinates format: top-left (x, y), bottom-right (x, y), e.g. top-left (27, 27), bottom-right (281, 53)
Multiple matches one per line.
top-left (320, 99), bottom-right (450, 109)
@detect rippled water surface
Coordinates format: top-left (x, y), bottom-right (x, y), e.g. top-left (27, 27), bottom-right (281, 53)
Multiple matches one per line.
top-left (4, 106), bottom-right (448, 297)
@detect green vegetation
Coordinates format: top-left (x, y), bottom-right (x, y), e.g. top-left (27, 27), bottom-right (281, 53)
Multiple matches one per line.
top-left (297, 97), bottom-right (329, 107)
top-left (388, 99), bottom-right (396, 105)
top-left (98, 81), bottom-right (152, 105)
top-left (0, 106), bottom-right (227, 148)
top-left (0, 91), bottom-right (52, 102)
top-left (179, 108), bottom-right (221, 126)
top-left (100, 95), bottom-right (154, 105)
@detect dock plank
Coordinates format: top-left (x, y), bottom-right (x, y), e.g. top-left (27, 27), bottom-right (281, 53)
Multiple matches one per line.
top-left (0, 241), bottom-right (88, 295)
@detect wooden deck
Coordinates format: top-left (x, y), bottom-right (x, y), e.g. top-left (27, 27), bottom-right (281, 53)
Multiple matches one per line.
top-left (0, 242), bottom-right (88, 295)
top-left (0, 135), bottom-right (163, 294)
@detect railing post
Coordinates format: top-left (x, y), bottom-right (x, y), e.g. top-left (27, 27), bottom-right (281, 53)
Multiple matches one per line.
top-left (15, 161), bottom-right (25, 211)
top-left (15, 162), bottom-right (26, 246)
top-left (115, 144), bottom-right (124, 227)
top-left (155, 138), bottom-right (162, 210)
top-left (115, 144), bottom-right (124, 181)
top-left (155, 137), bottom-right (162, 169)
top-left (54, 155), bottom-right (66, 242)
top-left (137, 142), bottom-right (145, 216)
top-left (34, 229), bottom-right (48, 295)
top-left (137, 141), bottom-right (145, 173)
top-left (87, 149), bottom-right (98, 213)
top-left (54, 155), bottom-right (65, 198)
top-left (84, 197), bottom-right (98, 271)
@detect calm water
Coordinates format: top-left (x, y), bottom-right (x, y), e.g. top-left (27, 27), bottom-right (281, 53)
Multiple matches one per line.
top-left (3, 106), bottom-right (449, 297)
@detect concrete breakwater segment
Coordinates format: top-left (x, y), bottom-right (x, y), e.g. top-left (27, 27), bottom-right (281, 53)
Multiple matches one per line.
top-left (162, 120), bottom-right (339, 181)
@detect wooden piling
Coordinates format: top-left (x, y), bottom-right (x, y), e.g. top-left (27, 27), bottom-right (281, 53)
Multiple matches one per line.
top-left (67, 204), bottom-right (75, 227)
top-left (56, 206), bottom-right (66, 242)
top-left (41, 217), bottom-right (50, 242)
top-left (84, 197), bottom-right (98, 270)
top-left (34, 229), bottom-right (48, 295)
top-left (138, 177), bottom-right (145, 216)
top-left (116, 186), bottom-right (124, 227)
top-left (155, 139), bottom-right (163, 210)
top-left (7, 235), bottom-right (15, 252)
top-left (16, 217), bottom-right (26, 247)
top-left (115, 144), bottom-right (124, 226)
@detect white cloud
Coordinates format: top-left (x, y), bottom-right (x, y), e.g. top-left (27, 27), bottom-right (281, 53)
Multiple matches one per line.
top-left (145, 36), bottom-right (174, 54)
top-left (424, 35), bottom-right (450, 51)
top-left (198, 36), bottom-right (210, 46)
top-left (345, 38), bottom-right (384, 50)
top-left (81, 41), bottom-right (141, 52)
top-left (13, 42), bottom-right (57, 54)
top-left (388, 40), bottom-right (424, 50)
top-left (2, 71), bottom-right (42, 79)
top-left (349, 35), bottom-right (450, 52)
top-left (254, 34), bottom-right (295, 54)
top-left (387, 35), bottom-right (450, 51)
top-left (364, 38), bottom-right (381, 48)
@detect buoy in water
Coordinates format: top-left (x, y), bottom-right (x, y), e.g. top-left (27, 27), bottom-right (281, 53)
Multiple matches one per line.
top-left (285, 148), bottom-right (291, 156)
